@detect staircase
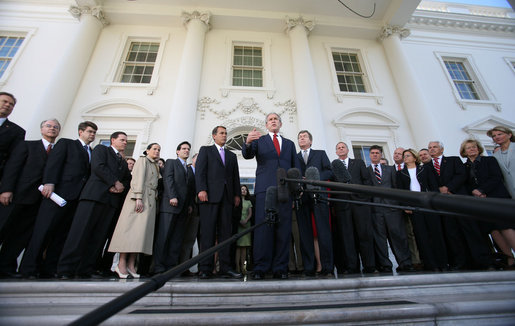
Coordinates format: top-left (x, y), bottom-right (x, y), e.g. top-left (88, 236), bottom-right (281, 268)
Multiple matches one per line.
top-left (1, 271), bottom-right (515, 325)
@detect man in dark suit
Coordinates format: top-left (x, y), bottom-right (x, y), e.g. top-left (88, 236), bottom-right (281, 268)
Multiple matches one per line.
top-left (56, 131), bottom-right (130, 279)
top-left (0, 92), bottom-right (25, 234)
top-left (242, 113), bottom-right (300, 280)
top-left (19, 121), bottom-right (97, 278)
top-left (296, 130), bottom-right (333, 277)
top-left (0, 119), bottom-right (60, 276)
top-left (332, 141), bottom-right (376, 274)
top-left (367, 145), bottom-right (413, 273)
top-left (196, 126), bottom-right (242, 279)
top-left (428, 141), bottom-right (492, 270)
top-left (154, 141), bottom-right (195, 274)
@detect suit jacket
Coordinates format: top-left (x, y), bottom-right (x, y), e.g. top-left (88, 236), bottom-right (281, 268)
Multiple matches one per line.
top-left (0, 119), bottom-right (25, 180)
top-left (346, 158), bottom-right (372, 201)
top-left (493, 143), bottom-right (515, 198)
top-left (465, 156), bottom-right (511, 199)
top-left (42, 138), bottom-right (90, 201)
top-left (396, 164), bottom-right (439, 193)
top-left (0, 140), bottom-right (47, 205)
top-left (242, 134), bottom-right (300, 195)
top-left (160, 158), bottom-right (195, 214)
top-left (430, 156), bottom-right (467, 195)
top-left (368, 163), bottom-right (399, 205)
top-left (79, 145), bottom-right (131, 208)
top-left (195, 145), bottom-right (241, 203)
top-left (297, 148), bottom-right (333, 181)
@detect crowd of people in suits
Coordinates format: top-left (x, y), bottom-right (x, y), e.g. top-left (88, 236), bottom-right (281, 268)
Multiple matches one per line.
top-left (0, 91), bottom-right (514, 281)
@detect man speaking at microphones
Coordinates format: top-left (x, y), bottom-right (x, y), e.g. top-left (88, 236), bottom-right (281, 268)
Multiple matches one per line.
top-left (296, 130), bottom-right (334, 277)
top-left (242, 113), bottom-right (300, 280)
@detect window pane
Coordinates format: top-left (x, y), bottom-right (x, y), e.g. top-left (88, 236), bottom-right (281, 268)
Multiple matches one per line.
top-left (232, 45), bottom-right (263, 87)
top-left (119, 41), bottom-right (160, 83)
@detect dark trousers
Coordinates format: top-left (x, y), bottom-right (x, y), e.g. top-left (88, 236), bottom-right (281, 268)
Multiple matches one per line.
top-left (410, 212), bottom-right (448, 270)
top-left (57, 200), bottom-right (116, 275)
top-left (296, 196), bottom-right (333, 273)
top-left (0, 201), bottom-right (41, 273)
top-left (154, 210), bottom-right (188, 272)
top-left (19, 198), bottom-right (78, 276)
top-left (371, 207), bottom-right (412, 268)
top-left (198, 193), bottom-right (234, 273)
top-left (332, 201), bottom-right (375, 272)
top-left (441, 215), bottom-right (469, 268)
top-left (252, 192), bottom-right (292, 274)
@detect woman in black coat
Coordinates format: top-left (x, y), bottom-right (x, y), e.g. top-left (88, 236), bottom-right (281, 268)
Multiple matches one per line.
top-left (396, 148), bottom-right (448, 271)
top-left (460, 139), bottom-right (514, 268)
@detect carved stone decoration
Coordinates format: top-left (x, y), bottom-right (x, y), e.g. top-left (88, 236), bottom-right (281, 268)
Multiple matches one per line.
top-left (285, 16), bottom-right (315, 35)
top-left (236, 98), bottom-right (259, 114)
top-left (197, 97), bottom-right (220, 120)
top-left (274, 99), bottom-right (298, 123)
top-left (69, 6), bottom-right (109, 26)
top-left (378, 25), bottom-right (410, 40)
top-left (224, 116), bottom-right (266, 132)
top-left (182, 11), bottom-right (211, 30)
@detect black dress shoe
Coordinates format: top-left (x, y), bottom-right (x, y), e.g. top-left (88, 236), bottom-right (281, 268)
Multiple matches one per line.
top-left (57, 273), bottom-right (73, 280)
top-left (273, 272), bottom-right (288, 280)
top-left (362, 267), bottom-right (379, 274)
top-left (223, 270), bottom-right (243, 279)
top-left (396, 264), bottom-right (416, 273)
top-left (252, 271), bottom-right (264, 280)
top-left (304, 271), bottom-right (316, 277)
top-left (199, 271), bottom-right (211, 279)
top-left (378, 266), bottom-right (393, 273)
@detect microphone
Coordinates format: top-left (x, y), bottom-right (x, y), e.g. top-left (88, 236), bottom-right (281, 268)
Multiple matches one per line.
top-left (331, 159), bottom-right (351, 183)
top-left (276, 168), bottom-right (289, 203)
top-left (305, 166), bottom-right (321, 203)
top-left (264, 186), bottom-right (279, 225)
top-left (286, 168), bottom-right (303, 195)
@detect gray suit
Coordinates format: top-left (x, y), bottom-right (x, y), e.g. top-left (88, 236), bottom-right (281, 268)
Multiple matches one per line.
top-left (154, 158), bottom-right (195, 272)
top-left (493, 143), bottom-right (515, 199)
top-left (368, 164), bottom-right (411, 270)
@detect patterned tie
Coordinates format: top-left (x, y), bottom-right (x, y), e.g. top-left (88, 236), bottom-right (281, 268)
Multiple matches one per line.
top-left (303, 150), bottom-right (308, 164)
top-left (397, 164), bottom-right (401, 171)
top-left (46, 144), bottom-right (52, 155)
top-left (374, 164), bottom-right (381, 184)
top-left (220, 147), bottom-right (225, 165)
top-left (273, 133), bottom-right (280, 156)
top-left (433, 157), bottom-right (441, 176)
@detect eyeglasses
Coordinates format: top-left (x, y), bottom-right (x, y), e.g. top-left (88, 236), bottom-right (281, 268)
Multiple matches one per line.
top-left (44, 124), bottom-right (60, 129)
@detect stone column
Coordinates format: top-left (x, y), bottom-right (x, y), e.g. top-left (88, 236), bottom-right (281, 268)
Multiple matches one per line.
top-left (286, 17), bottom-right (327, 151)
top-left (28, 4), bottom-right (107, 138)
top-left (164, 11), bottom-right (210, 158)
top-left (379, 25), bottom-right (440, 148)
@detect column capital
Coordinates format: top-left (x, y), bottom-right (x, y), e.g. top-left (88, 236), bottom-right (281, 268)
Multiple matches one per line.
top-left (378, 25), bottom-right (410, 41)
top-left (181, 11), bottom-right (211, 30)
top-left (285, 16), bottom-right (315, 35)
top-left (69, 6), bottom-right (109, 26)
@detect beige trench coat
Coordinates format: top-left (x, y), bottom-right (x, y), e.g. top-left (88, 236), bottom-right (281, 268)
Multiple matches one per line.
top-left (108, 155), bottom-right (161, 255)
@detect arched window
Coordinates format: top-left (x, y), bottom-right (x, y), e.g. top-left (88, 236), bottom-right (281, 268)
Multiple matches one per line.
top-left (226, 133), bottom-right (248, 151)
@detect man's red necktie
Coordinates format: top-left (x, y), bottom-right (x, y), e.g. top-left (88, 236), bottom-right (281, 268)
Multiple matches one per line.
top-left (433, 157), bottom-right (441, 176)
top-left (273, 133), bottom-right (280, 156)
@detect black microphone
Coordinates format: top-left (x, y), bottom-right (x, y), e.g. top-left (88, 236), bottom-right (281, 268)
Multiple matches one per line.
top-left (286, 168), bottom-right (303, 195)
top-left (331, 159), bottom-right (351, 183)
top-left (276, 168), bottom-right (289, 203)
top-left (305, 166), bottom-right (321, 203)
top-left (264, 186), bottom-right (279, 225)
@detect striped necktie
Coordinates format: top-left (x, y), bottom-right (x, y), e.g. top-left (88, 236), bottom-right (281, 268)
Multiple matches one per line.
top-left (374, 164), bottom-right (381, 184)
top-left (433, 157), bottom-right (441, 176)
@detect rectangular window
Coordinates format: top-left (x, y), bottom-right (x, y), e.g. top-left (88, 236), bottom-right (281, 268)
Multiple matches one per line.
top-left (443, 59), bottom-right (479, 100)
top-left (352, 145), bottom-right (372, 166)
top-left (332, 52), bottom-right (366, 93)
top-left (232, 46), bottom-right (263, 87)
top-left (0, 36), bottom-right (24, 79)
top-left (119, 42), bottom-right (160, 84)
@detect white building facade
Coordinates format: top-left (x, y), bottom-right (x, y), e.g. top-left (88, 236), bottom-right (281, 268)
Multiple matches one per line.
top-left (1, 0), bottom-right (514, 185)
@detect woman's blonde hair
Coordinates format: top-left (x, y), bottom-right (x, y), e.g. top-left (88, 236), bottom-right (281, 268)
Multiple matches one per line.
top-left (459, 139), bottom-right (484, 158)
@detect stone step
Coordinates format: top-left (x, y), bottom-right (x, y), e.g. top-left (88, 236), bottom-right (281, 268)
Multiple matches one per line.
top-left (0, 271), bottom-right (514, 325)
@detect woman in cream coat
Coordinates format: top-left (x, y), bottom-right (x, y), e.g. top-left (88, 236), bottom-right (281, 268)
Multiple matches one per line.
top-left (109, 143), bottom-right (161, 278)
top-left (488, 126), bottom-right (515, 199)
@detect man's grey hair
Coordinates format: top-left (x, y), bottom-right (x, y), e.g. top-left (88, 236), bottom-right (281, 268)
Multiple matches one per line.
top-left (265, 112), bottom-right (282, 124)
top-left (429, 140), bottom-right (444, 149)
top-left (40, 118), bottom-right (61, 130)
